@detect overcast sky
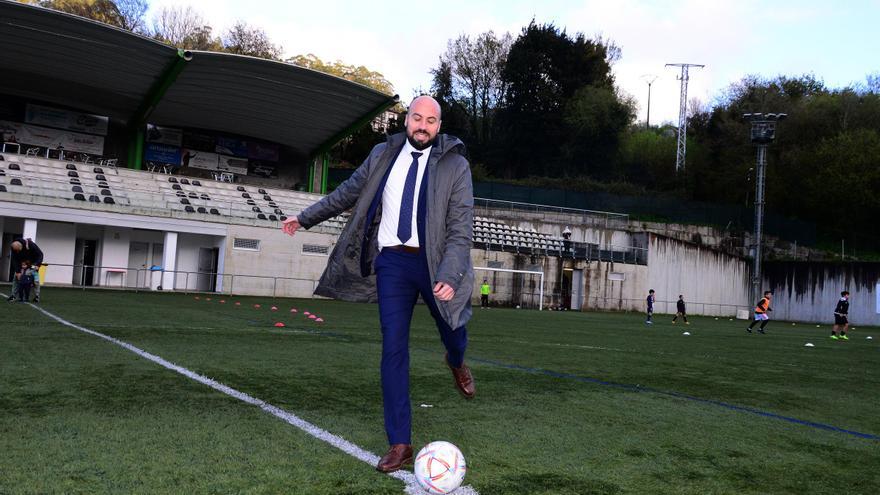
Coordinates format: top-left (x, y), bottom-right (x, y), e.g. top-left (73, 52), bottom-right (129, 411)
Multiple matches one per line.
top-left (148, 0), bottom-right (879, 125)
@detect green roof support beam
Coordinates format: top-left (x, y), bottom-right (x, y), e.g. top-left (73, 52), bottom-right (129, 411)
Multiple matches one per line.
top-left (128, 49), bottom-right (192, 170)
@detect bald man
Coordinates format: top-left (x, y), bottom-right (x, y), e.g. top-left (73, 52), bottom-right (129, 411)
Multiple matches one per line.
top-left (8, 237), bottom-right (43, 302)
top-left (282, 96), bottom-right (475, 472)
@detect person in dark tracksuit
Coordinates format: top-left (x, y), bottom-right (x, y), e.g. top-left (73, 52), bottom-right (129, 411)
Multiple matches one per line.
top-left (645, 289), bottom-right (655, 325)
top-left (831, 291), bottom-right (850, 340)
top-left (672, 294), bottom-right (689, 324)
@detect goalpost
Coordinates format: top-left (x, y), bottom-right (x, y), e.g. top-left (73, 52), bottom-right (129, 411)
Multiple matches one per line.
top-left (473, 266), bottom-right (545, 311)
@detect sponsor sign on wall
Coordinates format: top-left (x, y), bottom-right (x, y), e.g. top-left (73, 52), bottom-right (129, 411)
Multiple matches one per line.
top-left (182, 149), bottom-right (220, 170)
top-left (145, 142), bottom-right (182, 165)
top-left (146, 124), bottom-right (183, 146)
top-left (216, 136), bottom-right (249, 157)
top-left (0, 120), bottom-right (105, 155)
top-left (218, 154), bottom-right (249, 175)
top-left (25, 103), bottom-right (108, 136)
top-left (248, 141), bottom-right (280, 161)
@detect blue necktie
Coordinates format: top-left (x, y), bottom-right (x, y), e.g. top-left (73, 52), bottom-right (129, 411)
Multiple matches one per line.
top-left (397, 151), bottom-right (422, 244)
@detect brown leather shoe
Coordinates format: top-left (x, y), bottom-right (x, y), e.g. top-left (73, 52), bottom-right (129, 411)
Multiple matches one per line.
top-left (446, 353), bottom-right (475, 399)
top-left (376, 444), bottom-right (413, 473)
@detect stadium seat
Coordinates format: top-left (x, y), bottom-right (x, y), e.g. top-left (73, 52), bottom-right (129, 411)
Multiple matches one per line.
top-left (103, 197), bottom-right (114, 205)
top-left (252, 206), bottom-right (262, 213)
top-left (176, 191), bottom-right (185, 197)
top-left (89, 195), bottom-right (100, 202)
top-left (246, 199), bottom-right (256, 205)
top-left (192, 180), bottom-right (201, 186)
top-left (197, 207), bottom-right (207, 214)
top-left (263, 195), bottom-right (272, 201)
top-left (67, 171), bottom-right (78, 177)
top-left (274, 208), bottom-right (283, 215)
top-left (268, 201), bottom-right (278, 207)
top-left (0, 170), bottom-right (4, 176)
top-left (180, 198), bottom-right (190, 205)
top-left (258, 188), bottom-right (267, 194)
top-left (66, 163), bottom-right (76, 170)
top-left (0, 185), bottom-right (5, 192)
top-left (93, 167), bottom-right (104, 174)
top-left (9, 163), bottom-right (20, 170)
top-left (268, 214), bottom-right (277, 221)
top-left (237, 186), bottom-right (246, 192)
top-left (280, 215), bottom-right (287, 221)
top-left (69, 178), bottom-right (80, 185)
top-left (168, 177), bottom-right (178, 183)
top-left (95, 174), bottom-right (106, 181)
top-left (241, 192), bottom-right (251, 198)
top-left (257, 213), bottom-right (267, 220)
top-left (72, 185), bottom-right (83, 193)
top-left (101, 189), bottom-right (112, 196)
top-left (210, 208), bottom-right (220, 215)
top-left (180, 178), bottom-right (190, 185)
top-left (74, 193), bottom-right (85, 201)
top-left (199, 194), bottom-right (210, 200)
top-left (98, 182), bottom-right (109, 189)
top-left (10, 178), bottom-right (22, 186)
top-left (172, 184), bottom-right (182, 190)
top-left (188, 192), bottom-right (198, 198)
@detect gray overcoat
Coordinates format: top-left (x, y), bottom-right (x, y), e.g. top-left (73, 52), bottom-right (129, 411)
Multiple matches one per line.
top-left (297, 132), bottom-right (474, 330)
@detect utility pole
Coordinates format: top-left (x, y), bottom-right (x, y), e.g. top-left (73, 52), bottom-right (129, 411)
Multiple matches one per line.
top-left (744, 112), bottom-right (786, 304)
top-left (640, 74), bottom-right (658, 129)
top-left (665, 63), bottom-right (704, 172)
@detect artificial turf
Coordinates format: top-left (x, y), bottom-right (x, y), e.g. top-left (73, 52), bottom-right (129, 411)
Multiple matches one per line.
top-left (1, 287), bottom-right (878, 494)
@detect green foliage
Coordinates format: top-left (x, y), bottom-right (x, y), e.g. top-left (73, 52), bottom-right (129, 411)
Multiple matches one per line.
top-left (288, 54), bottom-right (395, 96)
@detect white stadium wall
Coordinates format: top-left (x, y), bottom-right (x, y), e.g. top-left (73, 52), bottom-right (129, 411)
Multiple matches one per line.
top-left (34, 221), bottom-right (76, 285)
top-left (647, 234), bottom-right (751, 317)
top-left (762, 262), bottom-right (880, 326)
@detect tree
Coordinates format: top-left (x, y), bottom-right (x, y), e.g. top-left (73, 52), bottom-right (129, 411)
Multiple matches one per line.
top-left (151, 5), bottom-right (222, 51)
top-left (37, 0), bottom-right (146, 32)
top-left (429, 58), bottom-right (471, 145)
top-left (437, 31), bottom-right (512, 150)
top-left (492, 21), bottom-right (627, 179)
top-left (287, 54), bottom-right (395, 96)
top-left (222, 21), bottom-right (282, 60)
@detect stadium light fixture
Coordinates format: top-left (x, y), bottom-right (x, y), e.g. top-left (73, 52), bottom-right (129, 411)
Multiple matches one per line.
top-left (743, 111), bottom-right (786, 304)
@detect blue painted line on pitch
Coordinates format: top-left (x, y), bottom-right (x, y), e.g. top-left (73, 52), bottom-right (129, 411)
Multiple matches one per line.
top-left (457, 353), bottom-right (879, 441)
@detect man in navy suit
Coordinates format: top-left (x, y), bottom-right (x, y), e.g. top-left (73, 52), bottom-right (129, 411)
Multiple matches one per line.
top-left (282, 96), bottom-right (475, 472)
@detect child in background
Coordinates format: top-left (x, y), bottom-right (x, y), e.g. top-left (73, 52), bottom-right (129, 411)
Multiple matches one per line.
top-left (17, 261), bottom-right (35, 303)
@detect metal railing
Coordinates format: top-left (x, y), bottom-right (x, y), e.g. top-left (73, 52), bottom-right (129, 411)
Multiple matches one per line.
top-left (474, 239), bottom-right (648, 265)
top-left (474, 197), bottom-right (629, 229)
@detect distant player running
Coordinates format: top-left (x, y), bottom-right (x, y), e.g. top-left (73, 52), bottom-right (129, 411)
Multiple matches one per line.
top-left (831, 291), bottom-right (850, 340)
top-left (747, 290), bottom-right (772, 334)
top-left (645, 289), bottom-right (655, 325)
top-left (671, 294), bottom-right (688, 324)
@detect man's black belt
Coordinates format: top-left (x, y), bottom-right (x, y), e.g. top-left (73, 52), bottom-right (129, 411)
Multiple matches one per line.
top-left (384, 245), bottom-right (420, 254)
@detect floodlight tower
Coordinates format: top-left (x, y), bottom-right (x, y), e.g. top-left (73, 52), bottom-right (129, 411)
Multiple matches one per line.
top-left (744, 112), bottom-right (787, 303)
top-left (665, 63), bottom-right (704, 171)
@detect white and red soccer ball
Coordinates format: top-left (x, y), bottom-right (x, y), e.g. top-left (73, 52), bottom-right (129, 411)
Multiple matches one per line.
top-left (413, 441), bottom-right (466, 494)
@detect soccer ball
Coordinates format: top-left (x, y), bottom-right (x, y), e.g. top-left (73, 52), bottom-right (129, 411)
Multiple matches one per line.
top-left (414, 441), bottom-right (466, 494)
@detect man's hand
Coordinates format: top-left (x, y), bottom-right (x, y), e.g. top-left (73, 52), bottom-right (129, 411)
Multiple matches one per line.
top-left (433, 282), bottom-right (455, 302)
top-left (282, 216), bottom-right (301, 237)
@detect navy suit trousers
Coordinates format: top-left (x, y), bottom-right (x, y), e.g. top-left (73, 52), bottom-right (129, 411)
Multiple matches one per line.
top-left (374, 248), bottom-right (468, 445)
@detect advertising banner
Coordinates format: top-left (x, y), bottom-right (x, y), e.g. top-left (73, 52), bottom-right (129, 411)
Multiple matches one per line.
top-left (216, 136), bottom-right (249, 157)
top-left (182, 149), bottom-right (219, 170)
top-left (183, 130), bottom-right (215, 151)
top-left (218, 154), bottom-right (249, 175)
top-left (146, 124), bottom-right (183, 146)
top-left (0, 120), bottom-right (105, 155)
top-left (25, 103), bottom-right (108, 136)
top-left (145, 142), bottom-right (182, 165)
top-left (248, 160), bottom-right (277, 178)
top-left (247, 141), bottom-right (280, 161)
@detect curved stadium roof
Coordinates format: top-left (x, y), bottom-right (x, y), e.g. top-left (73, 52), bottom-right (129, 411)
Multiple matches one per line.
top-left (0, 0), bottom-right (398, 158)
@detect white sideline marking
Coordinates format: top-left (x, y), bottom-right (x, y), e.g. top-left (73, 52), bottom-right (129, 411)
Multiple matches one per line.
top-left (19, 300), bottom-right (478, 495)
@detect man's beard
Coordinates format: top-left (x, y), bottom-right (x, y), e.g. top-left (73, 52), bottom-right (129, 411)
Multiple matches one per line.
top-left (406, 131), bottom-right (435, 151)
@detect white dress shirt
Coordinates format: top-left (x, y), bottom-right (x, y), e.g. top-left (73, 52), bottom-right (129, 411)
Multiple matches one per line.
top-left (378, 140), bottom-right (432, 248)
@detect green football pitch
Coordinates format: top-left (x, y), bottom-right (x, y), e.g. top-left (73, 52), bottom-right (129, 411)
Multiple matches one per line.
top-left (2, 287), bottom-right (878, 494)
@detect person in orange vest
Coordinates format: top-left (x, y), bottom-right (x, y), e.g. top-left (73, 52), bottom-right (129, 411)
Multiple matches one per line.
top-left (747, 290), bottom-right (773, 334)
